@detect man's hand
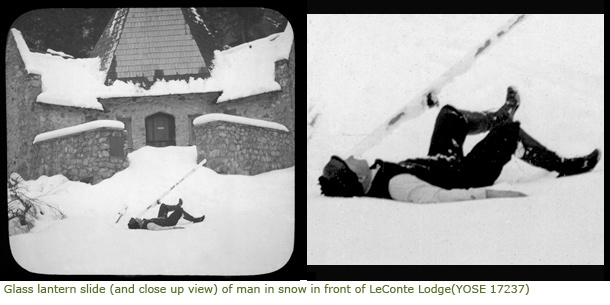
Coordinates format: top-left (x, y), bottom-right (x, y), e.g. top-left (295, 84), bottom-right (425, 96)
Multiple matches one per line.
top-left (424, 91), bottom-right (439, 107)
top-left (486, 189), bottom-right (527, 198)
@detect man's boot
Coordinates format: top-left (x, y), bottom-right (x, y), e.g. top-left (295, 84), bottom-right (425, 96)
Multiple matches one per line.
top-left (518, 128), bottom-right (600, 177)
top-left (460, 86), bottom-right (521, 134)
top-left (182, 210), bottom-right (205, 223)
top-left (498, 86), bottom-right (521, 120)
top-left (557, 149), bottom-right (600, 177)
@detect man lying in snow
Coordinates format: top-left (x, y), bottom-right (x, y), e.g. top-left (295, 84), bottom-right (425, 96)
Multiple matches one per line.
top-left (319, 87), bottom-right (601, 203)
top-left (127, 199), bottom-right (205, 230)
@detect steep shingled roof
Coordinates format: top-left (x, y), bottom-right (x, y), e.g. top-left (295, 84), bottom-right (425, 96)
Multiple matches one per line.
top-left (90, 8), bottom-right (217, 85)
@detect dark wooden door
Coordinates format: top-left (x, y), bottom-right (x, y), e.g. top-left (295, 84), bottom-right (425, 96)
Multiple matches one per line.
top-left (145, 113), bottom-right (175, 147)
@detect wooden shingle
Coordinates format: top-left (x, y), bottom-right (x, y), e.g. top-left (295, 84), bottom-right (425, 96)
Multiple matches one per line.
top-left (91, 7), bottom-right (217, 84)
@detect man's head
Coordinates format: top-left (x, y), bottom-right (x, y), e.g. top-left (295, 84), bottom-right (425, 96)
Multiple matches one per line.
top-left (128, 218), bottom-right (141, 229)
top-left (318, 156), bottom-right (372, 197)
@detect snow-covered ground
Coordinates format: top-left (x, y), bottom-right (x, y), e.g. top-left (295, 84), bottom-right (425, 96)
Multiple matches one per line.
top-left (10, 146), bottom-right (294, 275)
top-left (307, 14), bottom-right (604, 264)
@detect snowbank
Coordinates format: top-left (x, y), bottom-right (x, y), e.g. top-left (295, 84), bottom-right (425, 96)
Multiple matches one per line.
top-left (10, 20), bottom-right (293, 109)
top-left (32, 120), bottom-right (124, 144)
top-left (307, 15), bottom-right (604, 265)
top-left (9, 146), bottom-right (294, 275)
top-left (194, 113), bottom-right (289, 132)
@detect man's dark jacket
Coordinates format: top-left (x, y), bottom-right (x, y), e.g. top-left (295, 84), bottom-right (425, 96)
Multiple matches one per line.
top-left (366, 158), bottom-right (469, 199)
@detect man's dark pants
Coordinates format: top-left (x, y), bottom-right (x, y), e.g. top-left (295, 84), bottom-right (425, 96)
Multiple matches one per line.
top-left (423, 105), bottom-right (520, 188)
top-left (151, 204), bottom-right (183, 227)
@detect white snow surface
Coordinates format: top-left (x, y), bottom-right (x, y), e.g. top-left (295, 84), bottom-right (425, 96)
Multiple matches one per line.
top-left (307, 15), bottom-right (604, 264)
top-left (194, 113), bottom-right (289, 132)
top-left (210, 22), bottom-right (294, 103)
top-left (46, 48), bottom-right (74, 58)
top-left (11, 29), bottom-right (108, 110)
top-left (32, 120), bottom-right (125, 144)
top-left (9, 22), bottom-right (293, 109)
top-left (9, 146), bottom-right (294, 275)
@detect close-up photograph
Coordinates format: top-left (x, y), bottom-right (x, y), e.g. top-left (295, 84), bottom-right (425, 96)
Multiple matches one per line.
top-left (6, 7), bottom-right (295, 277)
top-left (307, 14), bottom-right (603, 269)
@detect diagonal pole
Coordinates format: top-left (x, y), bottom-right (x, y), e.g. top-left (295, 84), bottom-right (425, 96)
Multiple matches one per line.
top-left (115, 158), bottom-right (207, 224)
top-left (348, 14), bottom-right (530, 158)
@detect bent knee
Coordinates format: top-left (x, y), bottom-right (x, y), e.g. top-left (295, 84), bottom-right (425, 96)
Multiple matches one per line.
top-left (439, 105), bottom-right (465, 120)
top-left (440, 104), bottom-right (459, 115)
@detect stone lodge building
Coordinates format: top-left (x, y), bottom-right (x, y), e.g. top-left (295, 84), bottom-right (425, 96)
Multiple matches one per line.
top-left (6, 8), bottom-right (294, 182)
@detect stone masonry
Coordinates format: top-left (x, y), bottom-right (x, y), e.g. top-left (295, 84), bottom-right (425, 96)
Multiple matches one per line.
top-left (7, 29), bottom-right (294, 182)
top-left (194, 121), bottom-right (294, 175)
top-left (32, 127), bottom-right (129, 184)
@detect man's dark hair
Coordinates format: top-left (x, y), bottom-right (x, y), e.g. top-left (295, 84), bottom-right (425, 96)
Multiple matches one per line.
top-left (318, 156), bottom-right (364, 197)
top-left (127, 218), bottom-right (139, 229)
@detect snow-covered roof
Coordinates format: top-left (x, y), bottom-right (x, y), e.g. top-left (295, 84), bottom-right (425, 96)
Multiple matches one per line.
top-left (193, 113), bottom-right (289, 132)
top-left (9, 18), bottom-right (293, 111)
top-left (11, 29), bottom-right (107, 110)
top-left (209, 22), bottom-right (294, 103)
top-left (33, 120), bottom-right (125, 144)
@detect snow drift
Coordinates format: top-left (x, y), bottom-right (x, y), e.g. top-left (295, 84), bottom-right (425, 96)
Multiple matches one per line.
top-left (307, 14), bottom-right (604, 265)
top-left (9, 146), bottom-right (294, 275)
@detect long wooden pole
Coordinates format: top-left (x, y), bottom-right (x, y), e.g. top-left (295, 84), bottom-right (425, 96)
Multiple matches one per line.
top-left (348, 14), bottom-right (529, 158)
top-left (115, 158), bottom-right (207, 224)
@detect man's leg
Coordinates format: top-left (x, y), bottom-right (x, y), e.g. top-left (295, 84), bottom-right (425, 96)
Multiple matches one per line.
top-left (158, 203), bottom-right (204, 224)
top-left (146, 206), bottom-right (182, 227)
top-left (157, 204), bottom-right (170, 218)
top-left (464, 121), bottom-right (521, 187)
top-left (465, 122), bottom-right (599, 185)
top-left (459, 86), bottom-right (520, 135)
top-left (427, 105), bottom-right (469, 158)
top-left (157, 200), bottom-right (183, 218)
top-left (397, 104), bottom-right (470, 190)
top-left (163, 207), bottom-right (184, 226)
top-left (427, 87), bottom-right (520, 157)
top-left (181, 209), bottom-right (205, 223)
top-left (518, 128), bottom-right (600, 177)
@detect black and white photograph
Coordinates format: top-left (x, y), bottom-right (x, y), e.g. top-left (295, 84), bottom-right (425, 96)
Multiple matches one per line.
top-left (307, 15), bottom-right (603, 265)
top-left (7, 8), bottom-right (294, 275)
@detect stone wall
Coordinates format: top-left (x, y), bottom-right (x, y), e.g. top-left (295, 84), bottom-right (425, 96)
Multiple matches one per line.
top-left (6, 30), bottom-right (105, 180)
top-left (194, 121), bottom-right (294, 175)
top-left (31, 127), bottom-right (129, 184)
top-left (98, 92), bottom-right (221, 150)
top-left (213, 43), bottom-right (295, 139)
top-left (7, 27), bottom-right (294, 181)
top-left (6, 30), bottom-right (43, 180)
top-left (96, 43), bottom-right (295, 152)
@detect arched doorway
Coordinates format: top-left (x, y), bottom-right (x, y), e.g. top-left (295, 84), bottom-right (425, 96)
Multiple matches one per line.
top-left (145, 113), bottom-right (175, 147)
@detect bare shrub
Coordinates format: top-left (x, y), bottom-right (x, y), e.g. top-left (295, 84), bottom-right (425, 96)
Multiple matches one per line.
top-left (7, 173), bottom-right (66, 236)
